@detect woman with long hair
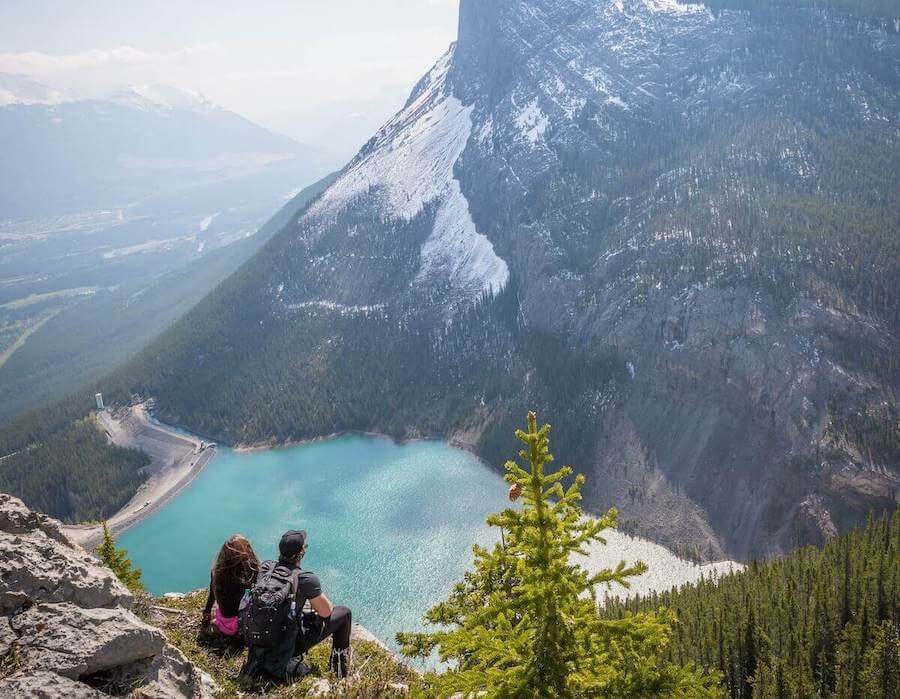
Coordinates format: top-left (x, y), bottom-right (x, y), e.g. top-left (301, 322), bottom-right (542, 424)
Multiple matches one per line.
top-left (201, 534), bottom-right (260, 644)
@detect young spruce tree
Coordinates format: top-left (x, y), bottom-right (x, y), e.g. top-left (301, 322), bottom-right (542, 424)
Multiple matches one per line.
top-left (398, 412), bottom-right (720, 698)
top-left (97, 521), bottom-right (144, 592)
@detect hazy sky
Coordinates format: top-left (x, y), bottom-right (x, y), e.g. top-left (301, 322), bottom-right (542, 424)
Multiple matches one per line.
top-left (0, 0), bottom-right (460, 157)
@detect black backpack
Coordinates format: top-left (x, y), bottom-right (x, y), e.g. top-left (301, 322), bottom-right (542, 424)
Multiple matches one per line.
top-left (243, 560), bottom-right (300, 648)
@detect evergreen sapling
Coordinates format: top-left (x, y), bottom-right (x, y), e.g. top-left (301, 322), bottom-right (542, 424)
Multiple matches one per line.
top-left (398, 412), bottom-right (719, 697)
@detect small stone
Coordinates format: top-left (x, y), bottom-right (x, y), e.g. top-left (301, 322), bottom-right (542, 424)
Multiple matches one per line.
top-left (0, 670), bottom-right (105, 698)
top-left (307, 677), bottom-right (332, 697)
top-left (132, 643), bottom-right (217, 698)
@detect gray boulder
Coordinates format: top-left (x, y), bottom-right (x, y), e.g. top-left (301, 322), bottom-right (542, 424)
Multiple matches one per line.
top-left (0, 528), bottom-right (133, 614)
top-left (10, 602), bottom-right (166, 679)
top-left (0, 671), bottom-right (106, 698)
top-left (0, 493), bottom-right (133, 614)
top-left (0, 493), bottom-right (73, 546)
top-left (131, 644), bottom-right (216, 699)
top-left (0, 492), bottom-right (216, 697)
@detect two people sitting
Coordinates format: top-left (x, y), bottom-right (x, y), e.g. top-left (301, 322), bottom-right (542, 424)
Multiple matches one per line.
top-left (200, 529), bottom-right (352, 681)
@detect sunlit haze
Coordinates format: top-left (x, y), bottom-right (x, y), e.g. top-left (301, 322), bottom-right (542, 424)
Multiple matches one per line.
top-left (0, 0), bottom-right (460, 158)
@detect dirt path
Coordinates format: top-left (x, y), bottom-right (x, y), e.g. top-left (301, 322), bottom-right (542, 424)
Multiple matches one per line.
top-left (64, 405), bottom-right (217, 549)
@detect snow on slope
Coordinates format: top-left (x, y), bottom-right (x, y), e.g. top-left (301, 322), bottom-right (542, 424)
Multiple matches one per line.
top-left (311, 47), bottom-right (509, 306)
top-left (130, 84), bottom-right (215, 112)
top-left (579, 529), bottom-right (744, 602)
top-left (0, 73), bottom-right (67, 106)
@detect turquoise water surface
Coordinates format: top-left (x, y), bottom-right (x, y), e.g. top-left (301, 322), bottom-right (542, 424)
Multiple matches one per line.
top-left (118, 435), bottom-right (508, 650)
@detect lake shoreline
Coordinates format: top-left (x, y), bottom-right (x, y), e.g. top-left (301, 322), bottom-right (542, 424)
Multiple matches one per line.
top-left (66, 407), bottom-right (491, 549)
top-left (233, 429), bottom-right (484, 460)
top-left (64, 405), bottom-right (218, 548)
top-left (78, 407), bottom-right (743, 591)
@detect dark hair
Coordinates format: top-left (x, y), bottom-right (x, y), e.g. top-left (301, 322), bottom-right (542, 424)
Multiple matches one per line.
top-left (279, 530), bottom-right (307, 561)
top-left (212, 535), bottom-right (259, 600)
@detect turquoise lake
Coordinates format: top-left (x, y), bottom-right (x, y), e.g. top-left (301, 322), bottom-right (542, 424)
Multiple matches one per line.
top-left (118, 435), bottom-right (508, 651)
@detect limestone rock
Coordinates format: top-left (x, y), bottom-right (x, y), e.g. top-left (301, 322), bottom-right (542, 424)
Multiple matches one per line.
top-left (306, 677), bottom-right (332, 697)
top-left (0, 493), bottom-right (73, 547)
top-left (0, 615), bottom-right (15, 657)
top-left (0, 671), bottom-right (106, 698)
top-left (0, 528), bottom-right (133, 614)
top-left (351, 622), bottom-right (386, 648)
top-left (131, 643), bottom-right (217, 699)
top-left (10, 602), bottom-right (166, 679)
top-left (0, 493), bottom-right (216, 697)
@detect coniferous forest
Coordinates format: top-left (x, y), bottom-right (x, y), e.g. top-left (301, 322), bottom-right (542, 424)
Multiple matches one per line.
top-left (0, 415), bottom-right (148, 522)
top-left (601, 512), bottom-right (900, 698)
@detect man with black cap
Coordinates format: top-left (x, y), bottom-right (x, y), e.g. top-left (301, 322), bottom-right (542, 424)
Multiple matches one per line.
top-left (242, 529), bottom-right (352, 681)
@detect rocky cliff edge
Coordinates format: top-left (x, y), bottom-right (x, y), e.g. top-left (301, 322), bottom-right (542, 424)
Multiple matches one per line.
top-left (0, 492), bottom-right (216, 698)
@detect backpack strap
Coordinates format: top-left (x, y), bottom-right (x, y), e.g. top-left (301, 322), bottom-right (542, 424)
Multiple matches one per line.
top-left (288, 568), bottom-right (302, 601)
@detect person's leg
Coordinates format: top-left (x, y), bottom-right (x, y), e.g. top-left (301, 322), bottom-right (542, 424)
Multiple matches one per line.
top-left (320, 606), bottom-right (352, 677)
top-left (292, 607), bottom-right (353, 677)
top-left (294, 614), bottom-right (324, 657)
top-left (321, 606), bottom-right (351, 651)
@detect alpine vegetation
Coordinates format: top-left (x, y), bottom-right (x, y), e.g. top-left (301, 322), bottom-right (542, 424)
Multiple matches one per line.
top-left (97, 520), bottom-right (145, 593)
top-left (398, 413), bottom-right (720, 698)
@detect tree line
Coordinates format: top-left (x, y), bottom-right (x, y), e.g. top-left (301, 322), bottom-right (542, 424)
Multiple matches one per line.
top-left (600, 512), bottom-right (899, 697)
top-left (0, 415), bottom-right (148, 522)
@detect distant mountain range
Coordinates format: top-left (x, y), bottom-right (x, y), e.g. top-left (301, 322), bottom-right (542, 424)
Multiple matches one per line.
top-left (0, 74), bottom-right (327, 218)
top-left (0, 72), bottom-right (69, 106)
top-left (0, 75), bottom-right (337, 422)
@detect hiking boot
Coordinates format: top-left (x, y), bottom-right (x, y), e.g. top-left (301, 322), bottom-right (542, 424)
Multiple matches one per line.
top-left (329, 647), bottom-right (352, 678)
top-left (286, 655), bottom-right (313, 682)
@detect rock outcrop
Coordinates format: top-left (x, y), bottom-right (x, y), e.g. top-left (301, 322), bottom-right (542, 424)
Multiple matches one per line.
top-left (0, 493), bottom-right (215, 698)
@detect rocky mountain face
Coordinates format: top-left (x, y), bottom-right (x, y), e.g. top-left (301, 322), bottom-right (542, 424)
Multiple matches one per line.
top-left (0, 493), bottom-right (214, 697)
top-left (120, 0), bottom-right (898, 559)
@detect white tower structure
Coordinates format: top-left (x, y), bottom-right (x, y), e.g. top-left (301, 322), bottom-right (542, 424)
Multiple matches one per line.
top-left (95, 392), bottom-right (104, 411)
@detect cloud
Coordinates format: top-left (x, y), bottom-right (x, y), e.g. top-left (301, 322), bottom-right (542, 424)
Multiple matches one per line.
top-left (0, 44), bottom-right (218, 74)
top-left (0, 44), bottom-right (221, 100)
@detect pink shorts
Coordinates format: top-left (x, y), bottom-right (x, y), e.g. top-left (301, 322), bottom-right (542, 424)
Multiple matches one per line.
top-left (212, 605), bottom-right (239, 636)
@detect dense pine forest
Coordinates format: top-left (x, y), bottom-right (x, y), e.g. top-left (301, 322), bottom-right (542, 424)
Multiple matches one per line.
top-left (0, 414), bottom-right (148, 522)
top-left (601, 512), bottom-right (900, 698)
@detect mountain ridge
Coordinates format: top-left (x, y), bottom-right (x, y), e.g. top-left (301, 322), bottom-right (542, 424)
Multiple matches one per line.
top-left (111, 0), bottom-right (898, 559)
top-left (4, 0), bottom-right (898, 560)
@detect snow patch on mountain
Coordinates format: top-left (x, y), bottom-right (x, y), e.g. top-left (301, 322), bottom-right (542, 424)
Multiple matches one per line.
top-left (0, 73), bottom-right (67, 106)
top-left (642, 0), bottom-right (708, 15)
top-left (416, 179), bottom-right (509, 302)
top-left (312, 47), bottom-right (508, 306)
top-left (514, 99), bottom-right (550, 145)
top-left (130, 84), bottom-right (215, 112)
top-left (109, 85), bottom-right (216, 113)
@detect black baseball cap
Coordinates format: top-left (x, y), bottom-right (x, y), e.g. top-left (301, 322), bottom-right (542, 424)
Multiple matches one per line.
top-left (279, 530), bottom-right (307, 558)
